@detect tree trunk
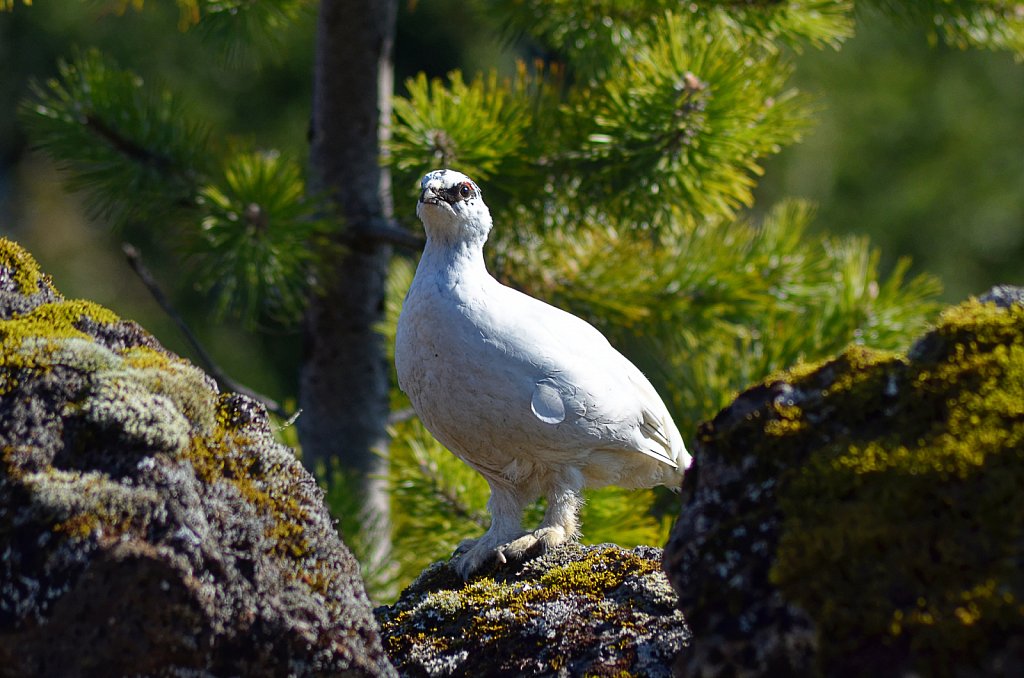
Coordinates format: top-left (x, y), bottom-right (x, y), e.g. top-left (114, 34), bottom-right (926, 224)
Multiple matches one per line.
top-left (303, 0), bottom-right (398, 583)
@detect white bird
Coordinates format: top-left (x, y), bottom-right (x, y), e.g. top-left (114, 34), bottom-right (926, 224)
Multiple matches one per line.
top-left (395, 169), bottom-right (691, 579)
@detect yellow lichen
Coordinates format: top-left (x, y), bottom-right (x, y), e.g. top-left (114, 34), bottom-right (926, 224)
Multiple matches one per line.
top-left (538, 546), bottom-right (660, 595)
top-left (0, 301), bottom-right (124, 398)
top-left (1, 300), bottom-right (120, 342)
top-left (52, 513), bottom-right (103, 540)
top-left (0, 236), bottom-right (53, 295)
top-left (121, 345), bottom-right (177, 371)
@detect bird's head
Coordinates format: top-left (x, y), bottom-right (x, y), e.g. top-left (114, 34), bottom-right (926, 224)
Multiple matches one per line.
top-left (416, 169), bottom-right (492, 244)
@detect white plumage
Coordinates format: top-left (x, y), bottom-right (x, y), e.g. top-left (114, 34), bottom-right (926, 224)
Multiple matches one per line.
top-left (395, 169), bottom-right (691, 578)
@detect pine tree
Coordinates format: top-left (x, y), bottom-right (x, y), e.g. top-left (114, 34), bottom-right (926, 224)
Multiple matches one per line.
top-left (5, 0), bottom-right (1023, 598)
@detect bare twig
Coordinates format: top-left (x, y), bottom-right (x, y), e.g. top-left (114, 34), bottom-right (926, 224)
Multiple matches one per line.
top-left (360, 218), bottom-right (425, 251)
top-left (121, 242), bottom-right (293, 420)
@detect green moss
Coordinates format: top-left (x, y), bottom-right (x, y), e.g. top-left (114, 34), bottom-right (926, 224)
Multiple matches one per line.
top-left (700, 345), bottom-right (908, 478)
top-left (761, 354), bottom-right (830, 386)
top-left (381, 545), bottom-right (663, 654)
top-left (379, 544), bottom-right (686, 675)
top-left (0, 242), bottom-right (330, 598)
top-left (0, 236), bottom-right (54, 295)
top-left (186, 397), bottom-right (314, 564)
top-left (760, 299), bottom-right (1024, 671)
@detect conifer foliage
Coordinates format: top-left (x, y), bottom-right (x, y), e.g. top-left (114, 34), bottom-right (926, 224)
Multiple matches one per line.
top-left (6, 0), bottom-right (1023, 597)
top-left (22, 45), bottom-right (327, 327)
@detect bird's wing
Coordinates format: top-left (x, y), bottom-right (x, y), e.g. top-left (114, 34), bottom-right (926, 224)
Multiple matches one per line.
top-left (489, 284), bottom-right (687, 469)
top-left (620, 359), bottom-right (687, 468)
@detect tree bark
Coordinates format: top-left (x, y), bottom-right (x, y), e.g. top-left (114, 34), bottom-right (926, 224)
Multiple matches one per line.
top-left (303, 0), bottom-right (398, 581)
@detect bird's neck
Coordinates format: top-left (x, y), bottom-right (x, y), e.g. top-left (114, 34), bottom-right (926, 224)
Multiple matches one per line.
top-left (418, 235), bottom-right (492, 290)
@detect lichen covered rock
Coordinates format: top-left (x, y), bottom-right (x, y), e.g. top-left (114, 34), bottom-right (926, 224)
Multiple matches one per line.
top-left (377, 543), bottom-right (689, 676)
top-left (0, 238), bottom-right (395, 677)
top-left (664, 288), bottom-right (1024, 677)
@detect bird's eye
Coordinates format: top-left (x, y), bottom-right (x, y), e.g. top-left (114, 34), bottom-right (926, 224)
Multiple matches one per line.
top-left (458, 183), bottom-right (472, 199)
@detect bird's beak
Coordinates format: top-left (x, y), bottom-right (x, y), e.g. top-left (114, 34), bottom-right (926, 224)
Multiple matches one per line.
top-left (419, 185), bottom-right (442, 207)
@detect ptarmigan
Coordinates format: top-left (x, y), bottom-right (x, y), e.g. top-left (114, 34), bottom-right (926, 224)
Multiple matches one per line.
top-left (395, 169), bottom-right (691, 579)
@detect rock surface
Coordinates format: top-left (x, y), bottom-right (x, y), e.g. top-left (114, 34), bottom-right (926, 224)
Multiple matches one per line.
top-left (0, 238), bottom-right (395, 677)
top-left (377, 543), bottom-right (689, 676)
top-left (665, 288), bottom-right (1024, 677)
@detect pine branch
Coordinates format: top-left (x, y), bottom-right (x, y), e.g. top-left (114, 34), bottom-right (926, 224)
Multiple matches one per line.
top-left (413, 453), bottom-right (489, 531)
top-left (20, 48), bottom-right (209, 227)
top-left (25, 52), bottom-right (332, 329)
top-left (388, 67), bottom-right (556, 221)
top-left (192, 150), bottom-right (329, 327)
top-left (190, 0), bottom-right (316, 64)
top-left (491, 200), bottom-right (942, 430)
top-left (564, 11), bottom-right (810, 222)
top-left (490, 0), bottom-right (855, 80)
top-left (388, 13), bottom-right (812, 227)
top-left (865, 0), bottom-right (1024, 56)
top-left (83, 113), bottom-right (172, 171)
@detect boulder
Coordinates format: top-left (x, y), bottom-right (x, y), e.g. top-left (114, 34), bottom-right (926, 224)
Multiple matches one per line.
top-left (0, 238), bottom-right (395, 677)
top-left (377, 543), bottom-right (690, 676)
top-left (665, 288), bottom-right (1024, 676)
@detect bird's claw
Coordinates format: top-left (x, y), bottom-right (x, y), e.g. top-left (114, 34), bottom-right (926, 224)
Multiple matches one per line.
top-left (451, 527), bottom-right (570, 579)
top-left (501, 526), bottom-right (567, 561)
top-left (453, 537), bottom-right (479, 557)
top-left (450, 544), bottom-right (506, 580)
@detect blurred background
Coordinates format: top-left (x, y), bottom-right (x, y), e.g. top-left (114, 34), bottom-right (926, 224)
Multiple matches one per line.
top-left (0, 0), bottom-right (1021, 409)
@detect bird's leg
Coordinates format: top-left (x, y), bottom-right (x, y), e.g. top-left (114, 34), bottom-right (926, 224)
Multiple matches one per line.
top-left (501, 466), bottom-right (583, 561)
top-left (452, 480), bottom-right (530, 578)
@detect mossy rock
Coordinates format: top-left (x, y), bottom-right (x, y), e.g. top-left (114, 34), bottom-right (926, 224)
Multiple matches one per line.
top-left (0, 238), bottom-right (395, 677)
top-left (376, 543), bottom-right (690, 676)
top-left (665, 287), bottom-right (1024, 677)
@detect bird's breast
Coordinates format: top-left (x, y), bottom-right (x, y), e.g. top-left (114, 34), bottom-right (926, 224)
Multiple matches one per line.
top-left (396, 283), bottom-right (575, 462)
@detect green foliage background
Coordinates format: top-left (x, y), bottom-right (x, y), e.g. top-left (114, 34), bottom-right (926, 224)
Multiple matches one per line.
top-left (757, 3), bottom-right (1024, 302)
top-left (1, 0), bottom-right (1022, 599)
